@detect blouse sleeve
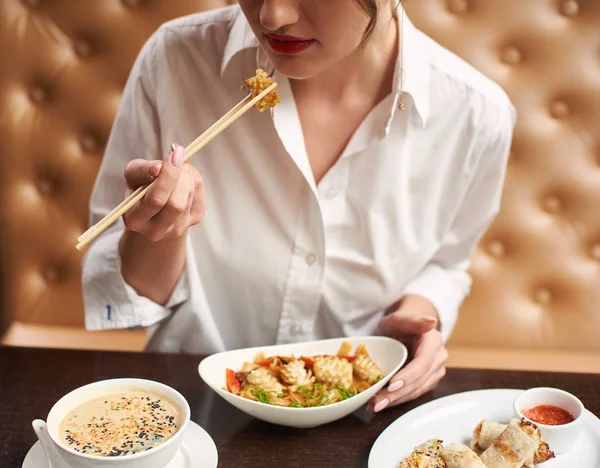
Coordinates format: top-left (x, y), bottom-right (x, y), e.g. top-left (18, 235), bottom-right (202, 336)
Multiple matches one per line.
top-left (82, 30), bottom-right (190, 332)
top-left (402, 102), bottom-right (516, 342)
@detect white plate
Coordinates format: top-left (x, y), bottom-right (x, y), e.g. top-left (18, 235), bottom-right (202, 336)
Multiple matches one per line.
top-left (22, 421), bottom-right (218, 468)
top-left (368, 389), bottom-right (600, 468)
top-left (198, 336), bottom-right (408, 428)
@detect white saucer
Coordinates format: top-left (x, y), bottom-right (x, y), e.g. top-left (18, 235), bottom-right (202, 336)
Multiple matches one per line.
top-left (22, 420), bottom-right (218, 468)
top-left (368, 389), bottom-right (600, 468)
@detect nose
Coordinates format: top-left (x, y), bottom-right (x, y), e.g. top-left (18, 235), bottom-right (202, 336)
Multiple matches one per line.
top-left (260, 0), bottom-right (300, 32)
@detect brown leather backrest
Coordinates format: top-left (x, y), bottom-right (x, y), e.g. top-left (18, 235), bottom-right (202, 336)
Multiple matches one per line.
top-left (1, 0), bottom-right (599, 352)
top-left (0, 0), bottom-right (234, 332)
top-left (404, 0), bottom-right (600, 352)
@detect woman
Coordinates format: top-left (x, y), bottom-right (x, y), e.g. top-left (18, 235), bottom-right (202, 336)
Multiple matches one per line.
top-left (83, 0), bottom-right (515, 412)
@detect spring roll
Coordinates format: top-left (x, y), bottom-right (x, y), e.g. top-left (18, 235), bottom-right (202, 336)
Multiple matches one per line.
top-left (399, 439), bottom-right (444, 468)
top-left (471, 419), bottom-right (555, 466)
top-left (471, 420), bottom-right (506, 451)
top-left (441, 443), bottom-right (486, 467)
top-left (480, 418), bottom-right (539, 468)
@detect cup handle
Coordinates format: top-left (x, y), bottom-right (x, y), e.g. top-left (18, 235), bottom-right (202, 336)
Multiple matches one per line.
top-left (32, 420), bottom-right (69, 468)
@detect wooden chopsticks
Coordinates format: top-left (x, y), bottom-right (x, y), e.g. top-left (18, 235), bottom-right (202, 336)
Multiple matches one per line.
top-left (76, 82), bottom-right (278, 251)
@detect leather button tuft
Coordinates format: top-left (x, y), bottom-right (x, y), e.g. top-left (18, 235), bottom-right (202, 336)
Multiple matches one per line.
top-left (29, 86), bottom-right (46, 103)
top-left (43, 266), bottom-right (60, 283)
top-left (535, 288), bottom-right (552, 305)
top-left (81, 135), bottom-right (99, 153)
top-left (122, 0), bottom-right (141, 7)
top-left (543, 196), bottom-right (562, 213)
top-left (36, 179), bottom-right (54, 196)
top-left (550, 100), bottom-right (570, 119)
top-left (74, 40), bottom-right (93, 58)
top-left (488, 241), bottom-right (505, 257)
top-left (590, 244), bottom-right (600, 261)
top-left (502, 47), bottom-right (522, 65)
top-left (561, 0), bottom-right (579, 16)
top-left (447, 0), bottom-right (468, 15)
top-left (22, 0), bottom-right (39, 7)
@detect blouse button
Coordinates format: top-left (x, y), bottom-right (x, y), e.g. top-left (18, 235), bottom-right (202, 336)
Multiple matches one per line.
top-left (288, 323), bottom-right (300, 336)
top-left (305, 254), bottom-right (316, 266)
top-left (326, 189), bottom-right (338, 199)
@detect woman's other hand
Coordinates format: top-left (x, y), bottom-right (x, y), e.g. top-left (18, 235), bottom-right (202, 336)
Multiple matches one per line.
top-left (368, 295), bottom-right (448, 412)
top-left (123, 143), bottom-right (205, 241)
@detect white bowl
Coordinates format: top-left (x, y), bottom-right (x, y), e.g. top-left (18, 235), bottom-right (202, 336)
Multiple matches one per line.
top-left (198, 336), bottom-right (408, 428)
top-left (45, 378), bottom-right (191, 468)
top-left (513, 387), bottom-right (584, 454)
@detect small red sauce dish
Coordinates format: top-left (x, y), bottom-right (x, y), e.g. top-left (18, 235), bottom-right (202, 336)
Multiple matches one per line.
top-left (522, 404), bottom-right (576, 426)
top-left (514, 387), bottom-right (584, 454)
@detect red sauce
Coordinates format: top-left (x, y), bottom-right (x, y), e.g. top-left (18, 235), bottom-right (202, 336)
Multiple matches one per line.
top-left (522, 404), bottom-right (575, 425)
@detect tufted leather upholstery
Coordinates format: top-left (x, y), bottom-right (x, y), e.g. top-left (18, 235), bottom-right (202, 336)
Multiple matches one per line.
top-left (1, 0), bottom-right (599, 371)
top-left (405, 0), bottom-right (600, 373)
top-left (0, 0), bottom-right (234, 350)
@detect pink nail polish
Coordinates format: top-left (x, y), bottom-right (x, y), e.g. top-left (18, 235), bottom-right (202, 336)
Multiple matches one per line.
top-left (388, 379), bottom-right (405, 392)
top-left (421, 316), bottom-right (437, 323)
top-left (374, 398), bottom-right (389, 412)
top-left (170, 144), bottom-right (184, 168)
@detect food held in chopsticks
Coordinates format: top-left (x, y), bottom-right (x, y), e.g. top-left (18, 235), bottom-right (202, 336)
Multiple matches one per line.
top-left (224, 341), bottom-right (383, 408)
top-left (243, 68), bottom-right (281, 113)
top-left (399, 417), bottom-right (555, 468)
top-left (472, 419), bottom-right (555, 465)
top-left (76, 69), bottom-right (280, 250)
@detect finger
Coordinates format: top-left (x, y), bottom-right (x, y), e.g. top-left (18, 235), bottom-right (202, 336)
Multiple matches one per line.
top-left (124, 159), bottom-right (163, 191)
top-left (371, 334), bottom-right (444, 411)
top-left (367, 357), bottom-right (446, 413)
top-left (147, 162), bottom-right (192, 240)
top-left (393, 363), bottom-right (446, 405)
top-left (131, 144), bottom-right (185, 225)
top-left (167, 168), bottom-right (196, 238)
top-left (189, 166), bottom-right (206, 224)
top-left (388, 333), bottom-right (446, 393)
top-left (379, 313), bottom-right (437, 337)
top-left (123, 160), bottom-right (163, 231)
top-left (388, 363), bottom-right (446, 407)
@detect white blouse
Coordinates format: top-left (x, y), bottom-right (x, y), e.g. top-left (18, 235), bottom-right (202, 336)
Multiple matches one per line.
top-left (83, 5), bottom-right (516, 354)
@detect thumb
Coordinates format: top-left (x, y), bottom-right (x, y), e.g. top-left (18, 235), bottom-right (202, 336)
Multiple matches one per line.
top-left (124, 159), bottom-right (163, 190)
top-left (378, 311), bottom-right (438, 337)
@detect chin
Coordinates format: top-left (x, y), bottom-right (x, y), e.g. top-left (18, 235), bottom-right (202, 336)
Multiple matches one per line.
top-left (268, 54), bottom-right (329, 80)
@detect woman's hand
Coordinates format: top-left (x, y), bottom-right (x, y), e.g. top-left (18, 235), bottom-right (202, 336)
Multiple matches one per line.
top-left (123, 143), bottom-right (206, 241)
top-left (367, 295), bottom-right (448, 412)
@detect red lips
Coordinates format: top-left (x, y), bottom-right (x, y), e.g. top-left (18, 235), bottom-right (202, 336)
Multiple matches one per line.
top-left (265, 33), bottom-right (314, 55)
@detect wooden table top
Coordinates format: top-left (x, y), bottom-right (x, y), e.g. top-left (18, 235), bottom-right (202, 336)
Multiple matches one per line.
top-left (2, 345), bottom-right (599, 467)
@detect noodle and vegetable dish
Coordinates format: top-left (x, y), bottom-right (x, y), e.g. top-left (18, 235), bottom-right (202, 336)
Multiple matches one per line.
top-left (224, 342), bottom-right (384, 408)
